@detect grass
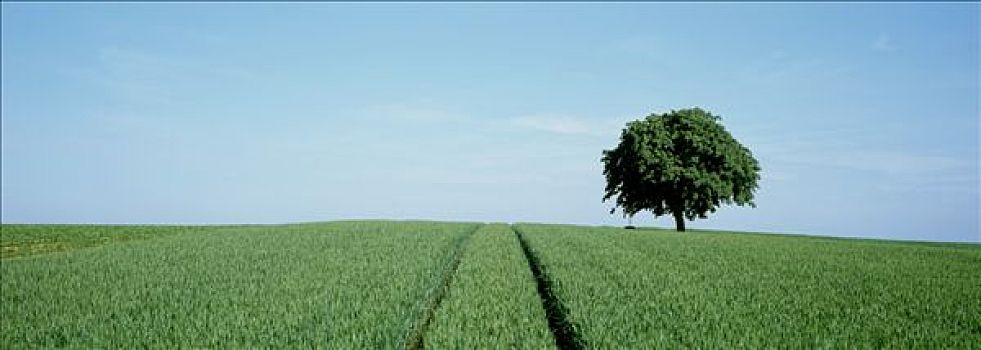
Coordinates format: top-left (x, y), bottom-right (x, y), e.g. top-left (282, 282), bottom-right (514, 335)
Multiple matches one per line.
top-left (514, 223), bottom-right (981, 348)
top-left (1, 221), bottom-right (477, 348)
top-left (2, 221), bottom-right (978, 348)
top-left (0, 225), bottom-right (221, 259)
top-left (424, 224), bottom-right (554, 348)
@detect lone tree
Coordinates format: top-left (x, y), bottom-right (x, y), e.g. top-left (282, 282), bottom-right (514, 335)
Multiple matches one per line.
top-left (602, 108), bottom-right (760, 232)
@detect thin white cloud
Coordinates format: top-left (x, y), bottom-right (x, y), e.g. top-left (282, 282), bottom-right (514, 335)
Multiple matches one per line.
top-left (89, 47), bottom-right (258, 107)
top-left (823, 151), bottom-right (969, 176)
top-left (609, 36), bottom-right (662, 57)
top-left (739, 55), bottom-right (832, 85)
top-left (360, 104), bottom-right (470, 124)
top-left (511, 114), bottom-right (602, 135)
top-left (770, 49), bottom-right (787, 60)
top-left (154, 25), bottom-right (224, 45)
top-left (758, 140), bottom-right (976, 193)
top-left (95, 47), bottom-right (177, 105)
top-left (872, 34), bottom-right (896, 51)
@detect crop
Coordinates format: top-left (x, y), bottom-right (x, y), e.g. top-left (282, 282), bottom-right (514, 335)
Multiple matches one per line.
top-left (514, 223), bottom-right (981, 348)
top-left (1, 221), bottom-right (477, 348)
top-left (424, 224), bottom-right (554, 348)
top-left (1, 224), bottom-right (217, 259)
top-left (5, 221), bottom-right (978, 348)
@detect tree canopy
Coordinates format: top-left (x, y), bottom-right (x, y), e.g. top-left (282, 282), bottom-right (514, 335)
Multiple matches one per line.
top-left (601, 108), bottom-right (760, 231)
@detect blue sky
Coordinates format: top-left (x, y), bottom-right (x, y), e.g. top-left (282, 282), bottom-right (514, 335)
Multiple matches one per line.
top-left (2, 3), bottom-right (978, 242)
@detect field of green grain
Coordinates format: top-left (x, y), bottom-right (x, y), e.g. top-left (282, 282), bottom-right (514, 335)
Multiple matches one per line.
top-left (515, 223), bottom-right (981, 348)
top-left (424, 224), bottom-right (553, 348)
top-left (1, 222), bottom-right (477, 348)
top-left (2, 221), bottom-right (978, 348)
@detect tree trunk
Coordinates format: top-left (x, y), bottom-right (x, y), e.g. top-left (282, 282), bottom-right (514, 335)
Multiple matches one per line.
top-left (673, 211), bottom-right (686, 232)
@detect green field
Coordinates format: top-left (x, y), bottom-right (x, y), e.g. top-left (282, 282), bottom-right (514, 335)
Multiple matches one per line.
top-left (515, 224), bottom-right (981, 348)
top-left (2, 222), bottom-right (477, 348)
top-left (424, 224), bottom-right (553, 348)
top-left (2, 221), bottom-right (979, 348)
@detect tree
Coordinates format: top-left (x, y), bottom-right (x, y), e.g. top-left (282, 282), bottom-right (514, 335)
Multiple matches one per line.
top-left (601, 108), bottom-right (760, 232)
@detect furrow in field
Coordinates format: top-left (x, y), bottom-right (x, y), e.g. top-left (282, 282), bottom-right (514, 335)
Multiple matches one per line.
top-left (423, 224), bottom-right (555, 349)
top-left (402, 223), bottom-right (481, 350)
top-left (512, 225), bottom-right (585, 350)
